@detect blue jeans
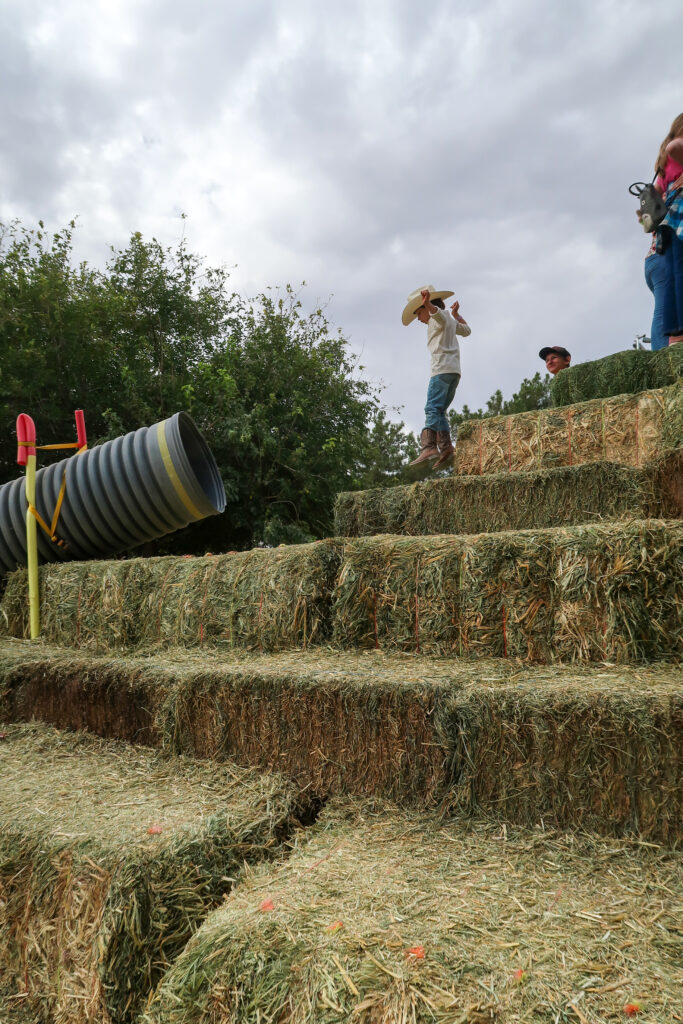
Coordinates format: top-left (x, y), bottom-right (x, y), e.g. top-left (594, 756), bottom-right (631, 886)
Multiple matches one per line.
top-left (644, 252), bottom-right (668, 350)
top-left (424, 373), bottom-right (460, 432)
top-left (662, 228), bottom-right (683, 338)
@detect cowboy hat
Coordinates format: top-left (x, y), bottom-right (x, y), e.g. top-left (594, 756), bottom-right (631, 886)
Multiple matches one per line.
top-left (402, 285), bottom-right (455, 326)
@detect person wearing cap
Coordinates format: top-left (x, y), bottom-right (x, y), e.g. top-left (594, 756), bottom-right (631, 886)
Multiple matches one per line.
top-left (402, 285), bottom-right (472, 473)
top-left (539, 346), bottom-right (571, 375)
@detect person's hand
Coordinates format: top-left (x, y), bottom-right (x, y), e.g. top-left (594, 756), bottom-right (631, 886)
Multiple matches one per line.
top-left (451, 300), bottom-right (466, 323)
top-left (420, 288), bottom-right (431, 306)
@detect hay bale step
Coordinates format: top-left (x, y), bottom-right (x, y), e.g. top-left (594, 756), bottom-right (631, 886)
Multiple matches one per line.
top-left (550, 343), bottom-right (683, 407)
top-left (0, 722), bottom-right (309, 1024)
top-left (0, 538), bottom-right (342, 654)
top-left (333, 520), bottom-right (682, 662)
top-left (453, 381), bottom-right (682, 475)
top-left (145, 802), bottom-right (683, 1024)
top-left (2, 641), bottom-right (680, 842)
top-left (334, 461), bottom-right (664, 538)
top-left (1, 521), bottom-right (680, 663)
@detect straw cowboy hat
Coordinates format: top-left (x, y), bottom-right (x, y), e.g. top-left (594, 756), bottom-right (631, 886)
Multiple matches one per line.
top-left (401, 285), bottom-right (455, 326)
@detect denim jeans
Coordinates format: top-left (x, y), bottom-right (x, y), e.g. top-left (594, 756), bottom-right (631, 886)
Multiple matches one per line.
top-left (424, 373), bottom-right (460, 432)
top-left (662, 228), bottom-right (683, 338)
top-left (644, 252), bottom-right (669, 350)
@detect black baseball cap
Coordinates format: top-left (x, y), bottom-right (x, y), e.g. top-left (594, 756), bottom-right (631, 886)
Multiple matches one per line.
top-left (539, 346), bottom-right (571, 360)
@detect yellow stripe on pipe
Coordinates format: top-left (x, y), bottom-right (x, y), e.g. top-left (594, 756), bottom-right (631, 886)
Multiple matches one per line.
top-left (156, 421), bottom-right (204, 521)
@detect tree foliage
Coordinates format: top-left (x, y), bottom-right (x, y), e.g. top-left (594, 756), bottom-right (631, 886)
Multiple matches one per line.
top-left (0, 220), bottom-right (414, 550)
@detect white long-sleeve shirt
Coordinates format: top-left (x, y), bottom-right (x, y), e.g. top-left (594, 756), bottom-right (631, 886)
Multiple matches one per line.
top-left (427, 308), bottom-right (471, 376)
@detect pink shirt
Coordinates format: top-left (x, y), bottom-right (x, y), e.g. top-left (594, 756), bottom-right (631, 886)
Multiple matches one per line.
top-left (656, 155), bottom-right (683, 194)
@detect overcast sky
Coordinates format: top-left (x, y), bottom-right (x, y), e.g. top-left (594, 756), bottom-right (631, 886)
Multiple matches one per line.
top-left (2, 0), bottom-right (682, 433)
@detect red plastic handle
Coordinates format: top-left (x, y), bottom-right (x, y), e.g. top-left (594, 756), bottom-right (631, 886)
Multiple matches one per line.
top-left (75, 409), bottom-right (87, 449)
top-left (16, 414), bottom-right (36, 466)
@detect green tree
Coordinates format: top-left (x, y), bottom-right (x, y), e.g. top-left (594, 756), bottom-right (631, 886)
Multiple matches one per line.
top-left (0, 220), bottom-right (413, 550)
top-left (100, 229), bottom-right (234, 429)
top-left (0, 220), bottom-right (232, 479)
top-left (176, 289), bottom-right (416, 549)
top-left (0, 219), bottom-right (113, 469)
top-left (351, 410), bottom-right (417, 491)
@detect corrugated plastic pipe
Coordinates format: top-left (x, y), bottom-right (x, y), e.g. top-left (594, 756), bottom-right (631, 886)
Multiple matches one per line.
top-left (0, 412), bottom-right (226, 575)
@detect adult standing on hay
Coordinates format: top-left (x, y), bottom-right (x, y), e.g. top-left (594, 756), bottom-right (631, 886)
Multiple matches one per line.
top-left (643, 234), bottom-right (668, 351)
top-left (402, 285), bottom-right (472, 474)
top-left (653, 114), bottom-right (683, 345)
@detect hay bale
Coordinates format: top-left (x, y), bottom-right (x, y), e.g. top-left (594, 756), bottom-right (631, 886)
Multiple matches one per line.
top-left (453, 382), bottom-right (683, 475)
top-left (157, 656), bottom-right (683, 843)
top-left (651, 448), bottom-right (683, 517)
top-left (442, 671), bottom-right (683, 841)
top-left (2, 641), bottom-right (680, 840)
top-left (0, 540), bottom-right (342, 654)
top-left (156, 650), bottom-right (453, 806)
top-left (0, 722), bottom-right (308, 1024)
top-left (0, 640), bottom-right (167, 744)
top-left (144, 802), bottom-right (683, 1024)
top-left (334, 462), bottom-right (660, 538)
top-left (0, 993), bottom-right (38, 1023)
top-left (550, 343), bottom-right (683, 407)
top-left (332, 521), bottom-right (683, 662)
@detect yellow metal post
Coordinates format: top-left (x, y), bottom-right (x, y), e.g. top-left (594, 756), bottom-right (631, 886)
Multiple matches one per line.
top-left (25, 452), bottom-right (40, 639)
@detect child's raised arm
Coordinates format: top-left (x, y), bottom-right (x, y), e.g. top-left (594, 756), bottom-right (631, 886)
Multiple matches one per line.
top-left (420, 288), bottom-right (438, 313)
top-left (451, 300), bottom-right (467, 324)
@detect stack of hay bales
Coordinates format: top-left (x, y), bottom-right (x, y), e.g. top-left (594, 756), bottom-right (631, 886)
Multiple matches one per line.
top-left (0, 374), bottom-right (680, 672)
top-left (0, 353), bottom-right (681, 1023)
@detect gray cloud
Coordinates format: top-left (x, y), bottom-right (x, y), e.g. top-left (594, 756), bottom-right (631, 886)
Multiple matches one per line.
top-left (1, 0), bottom-right (682, 433)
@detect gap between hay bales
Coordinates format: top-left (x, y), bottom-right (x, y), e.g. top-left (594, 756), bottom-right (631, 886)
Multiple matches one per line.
top-left (143, 799), bottom-right (683, 1024)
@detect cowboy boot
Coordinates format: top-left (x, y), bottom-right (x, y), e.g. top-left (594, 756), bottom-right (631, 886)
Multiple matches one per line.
top-left (433, 429), bottom-right (455, 470)
top-left (408, 428), bottom-right (439, 477)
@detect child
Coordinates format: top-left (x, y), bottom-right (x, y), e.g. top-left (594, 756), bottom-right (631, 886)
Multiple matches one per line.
top-left (401, 285), bottom-right (471, 473)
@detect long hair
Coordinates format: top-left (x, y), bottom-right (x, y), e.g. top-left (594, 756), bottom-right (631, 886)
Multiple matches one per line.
top-left (655, 113), bottom-right (683, 176)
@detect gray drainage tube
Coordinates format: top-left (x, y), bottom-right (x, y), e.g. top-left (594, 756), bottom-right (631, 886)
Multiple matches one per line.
top-left (0, 412), bottom-right (226, 575)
